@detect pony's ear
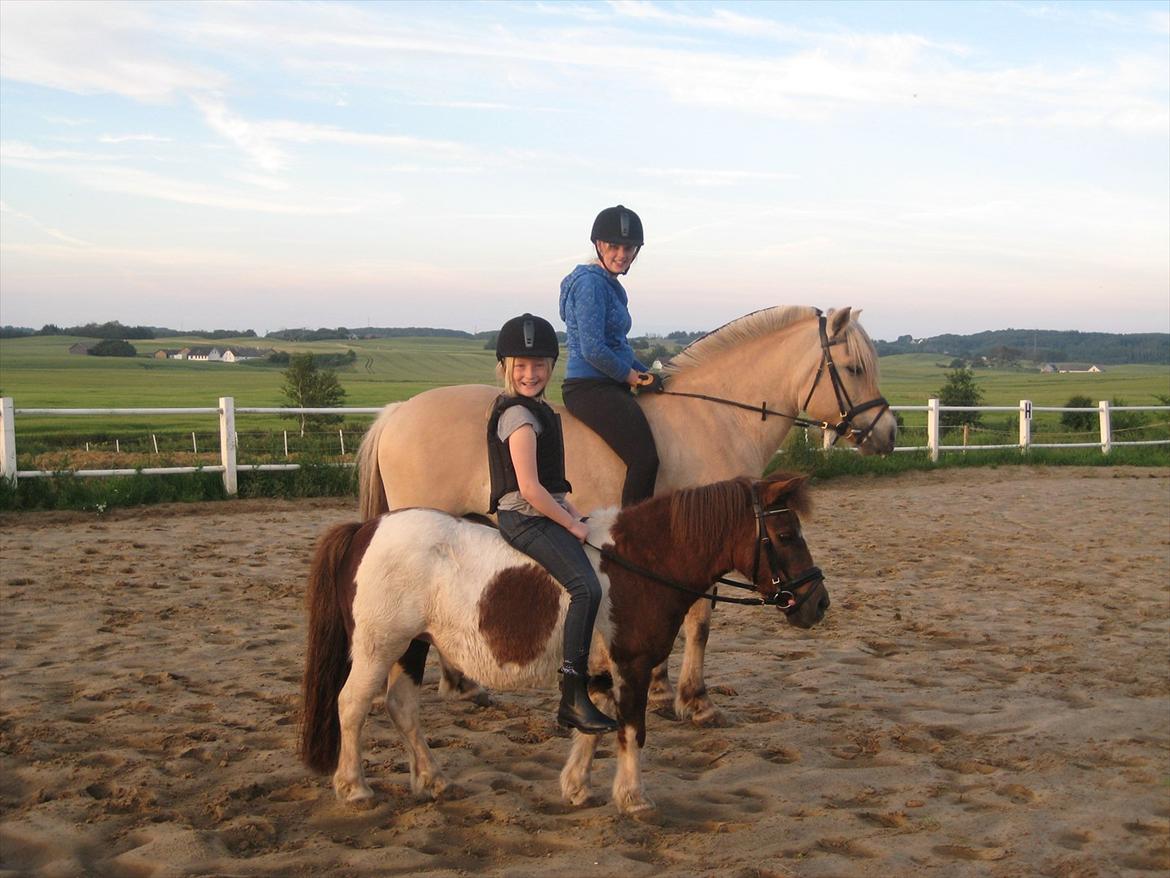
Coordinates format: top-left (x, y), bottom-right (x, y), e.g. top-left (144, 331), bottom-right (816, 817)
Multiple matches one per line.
top-left (760, 474), bottom-right (809, 507)
top-left (827, 307), bottom-right (853, 338)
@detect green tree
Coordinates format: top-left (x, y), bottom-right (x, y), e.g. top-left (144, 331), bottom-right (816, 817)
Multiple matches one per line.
top-left (281, 354), bottom-right (346, 437)
top-left (1060, 395), bottom-right (1095, 432)
top-left (90, 339), bottom-right (138, 357)
top-left (937, 366), bottom-right (983, 427)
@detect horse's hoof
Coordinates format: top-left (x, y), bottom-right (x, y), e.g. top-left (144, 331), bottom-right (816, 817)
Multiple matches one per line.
top-left (335, 779), bottom-right (375, 805)
top-left (677, 698), bottom-right (724, 727)
top-left (618, 795), bottom-right (656, 816)
top-left (413, 773), bottom-right (455, 800)
top-left (562, 784), bottom-right (593, 807)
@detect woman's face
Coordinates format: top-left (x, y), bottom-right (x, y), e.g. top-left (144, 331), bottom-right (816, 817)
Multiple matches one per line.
top-left (596, 240), bottom-right (639, 275)
top-left (511, 357), bottom-right (551, 397)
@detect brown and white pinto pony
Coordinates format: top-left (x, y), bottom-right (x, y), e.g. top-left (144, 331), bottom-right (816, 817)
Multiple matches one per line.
top-left (355, 305), bottom-right (892, 724)
top-left (301, 473), bottom-right (826, 814)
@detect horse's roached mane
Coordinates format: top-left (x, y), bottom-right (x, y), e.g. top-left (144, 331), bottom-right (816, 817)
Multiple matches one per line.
top-left (661, 305), bottom-right (878, 378)
top-left (667, 472), bottom-right (811, 550)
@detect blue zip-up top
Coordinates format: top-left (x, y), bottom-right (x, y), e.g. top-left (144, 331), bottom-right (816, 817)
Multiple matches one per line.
top-left (558, 263), bottom-right (648, 382)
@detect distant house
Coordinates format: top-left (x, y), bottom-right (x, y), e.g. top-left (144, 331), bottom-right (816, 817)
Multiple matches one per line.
top-left (1040, 363), bottom-right (1104, 374)
top-left (153, 349), bottom-right (181, 359)
top-left (220, 346), bottom-right (270, 362)
top-left (68, 342), bottom-right (94, 355)
top-left (181, 346), bottom-right (221, 361)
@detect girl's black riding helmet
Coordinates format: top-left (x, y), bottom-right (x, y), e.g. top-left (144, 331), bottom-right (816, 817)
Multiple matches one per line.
top-left (590, 205), bottom-right (644, 246)
top-left (496, 314), bottom-right (560, 362)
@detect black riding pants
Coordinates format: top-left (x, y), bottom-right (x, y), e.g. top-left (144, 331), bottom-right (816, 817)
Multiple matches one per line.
top-left (497, 510), bottom-right (602, 673)
top-left (562, 378), bottom-right (659, 507)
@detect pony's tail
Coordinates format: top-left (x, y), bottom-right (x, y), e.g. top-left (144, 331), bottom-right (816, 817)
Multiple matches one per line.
top-left (300, 521), bottom-right (363, 774)
top-left (356, 403), bottom-right (401, 520)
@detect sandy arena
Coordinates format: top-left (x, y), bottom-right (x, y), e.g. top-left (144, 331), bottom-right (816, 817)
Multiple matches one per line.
top-left (1, 467), bottom-right (1168, 877)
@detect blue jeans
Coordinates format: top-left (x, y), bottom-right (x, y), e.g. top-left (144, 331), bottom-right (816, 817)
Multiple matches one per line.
top-left (497, 510), bottom-right (603, 672)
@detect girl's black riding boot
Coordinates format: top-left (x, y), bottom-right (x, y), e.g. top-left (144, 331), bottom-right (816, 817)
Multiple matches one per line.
top-left (557, 663), bottom-right (617, 734)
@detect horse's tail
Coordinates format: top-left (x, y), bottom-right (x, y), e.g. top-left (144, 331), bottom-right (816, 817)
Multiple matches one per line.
top-left (300, 521), bottom-right (363, 774)
top-left (356, 403), bottom-right (403, 521)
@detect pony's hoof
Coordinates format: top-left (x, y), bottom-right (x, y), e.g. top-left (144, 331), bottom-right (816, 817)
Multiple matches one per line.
top-left (677, 697), bottom-right (724, 727)
top-left (562, 784), bottom-right (593, 807)
top-left (334, 779), bottom-right (375, 805)
top-left (413, 773), bottom-right (455, 800)
top-left (618, 795), bottom-right (656, 816)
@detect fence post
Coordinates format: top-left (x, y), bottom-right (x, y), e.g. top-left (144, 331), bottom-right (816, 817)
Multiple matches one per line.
top-left (1019, 399), bottom-right (1032, 453)
top-left (219, 396), bottom-right (238, 495)
top-left (927, 397), bottom-right (940, 462)
top-left (1098, 400), bottom-right (1112, 455)
top-left (0, 397), bottom-right (16, 484)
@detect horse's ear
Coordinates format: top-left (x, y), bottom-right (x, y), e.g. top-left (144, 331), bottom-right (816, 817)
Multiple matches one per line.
top-left (761, 474), bottom-right (809, 508)
top-left (827, 307), bottom-right (853, 338)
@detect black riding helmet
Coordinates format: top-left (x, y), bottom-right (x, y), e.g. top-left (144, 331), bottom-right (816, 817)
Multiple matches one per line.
top-left (496, 313), bottom-right (560, 362)
top-left (590, 205), bottom-right (644, 246)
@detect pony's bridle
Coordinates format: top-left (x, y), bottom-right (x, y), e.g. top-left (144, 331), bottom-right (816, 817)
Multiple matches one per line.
top-left (588, 484), bottom-right (823, 616)
top-left (799, 312), bottom-right (890, 448)
top-left (739, 483), bottom-right (823, 615)
top-left (654, 309), bottom-right (889, 448)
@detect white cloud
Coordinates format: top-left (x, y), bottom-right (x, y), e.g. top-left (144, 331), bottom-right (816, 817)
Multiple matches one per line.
top-left (98, 134), bottom-right (173, 144)
top-left (0, 0), bottom-right (223, 101)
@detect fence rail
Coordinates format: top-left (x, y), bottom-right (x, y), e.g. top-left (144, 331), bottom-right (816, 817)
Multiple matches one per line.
top-left (1, 396), bottom-right (1167, 495)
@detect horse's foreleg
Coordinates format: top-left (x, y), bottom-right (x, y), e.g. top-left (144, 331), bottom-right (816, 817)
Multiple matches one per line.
top-left (611, 663), bottom-right (654, 815)
top-left (647, 661), bottom-right (674, 713)
top-left (384, 666), bottom-right (451, 799)
top-left (559, 676), bottom-right (614, 805)
top-left (334, 640), bottom-right (399, 805)
top-left (675, 600), bottom-right (721, 726)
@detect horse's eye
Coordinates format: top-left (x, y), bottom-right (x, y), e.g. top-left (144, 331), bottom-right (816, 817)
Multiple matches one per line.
top-left (845, 364), bottom-right (864, 376)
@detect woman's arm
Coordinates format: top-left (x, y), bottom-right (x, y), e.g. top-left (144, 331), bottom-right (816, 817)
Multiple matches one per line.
top-left (509, 426), bottom-right (589, 540)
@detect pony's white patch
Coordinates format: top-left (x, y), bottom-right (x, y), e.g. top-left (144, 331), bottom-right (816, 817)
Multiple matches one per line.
top-left (351, 509), bottom-right (618, 689)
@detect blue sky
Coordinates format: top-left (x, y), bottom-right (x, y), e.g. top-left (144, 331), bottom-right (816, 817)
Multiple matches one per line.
top-left (1, 0), bottom-right (1167, 341)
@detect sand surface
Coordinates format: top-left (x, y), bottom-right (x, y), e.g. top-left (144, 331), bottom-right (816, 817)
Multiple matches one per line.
top-left (1, 467), bottom-right (1168, 877)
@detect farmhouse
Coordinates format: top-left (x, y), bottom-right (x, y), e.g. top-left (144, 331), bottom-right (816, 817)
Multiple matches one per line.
top-left (1039, 363), bottom-right (1105, 374)
top-left (168, 345), bottom-right (272, 362)
top-left (68, 342), bottom-right (94, 355)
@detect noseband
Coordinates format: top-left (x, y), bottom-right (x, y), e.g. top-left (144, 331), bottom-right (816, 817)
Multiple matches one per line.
top-left (653, 310), bottom-right (889, 448)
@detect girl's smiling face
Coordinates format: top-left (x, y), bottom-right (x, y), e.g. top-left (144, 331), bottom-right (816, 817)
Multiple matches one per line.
top-left (511, 356), bottom-right (551, 397)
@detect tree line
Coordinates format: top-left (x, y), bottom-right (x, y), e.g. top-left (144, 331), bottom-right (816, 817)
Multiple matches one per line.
top-left (875, 329), bottom-right (1170, 365)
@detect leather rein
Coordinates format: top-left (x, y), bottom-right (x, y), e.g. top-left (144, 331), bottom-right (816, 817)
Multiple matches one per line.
top-left (653, 310), bottom-right (890, 448)
top-left (586, 483), bottom-right (823, 616)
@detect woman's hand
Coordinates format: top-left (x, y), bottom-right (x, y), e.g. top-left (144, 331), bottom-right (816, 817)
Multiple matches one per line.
top-left (568, 519), bottom-right (590, 543)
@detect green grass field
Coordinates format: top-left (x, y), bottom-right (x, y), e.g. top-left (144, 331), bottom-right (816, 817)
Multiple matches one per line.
top-left (1, 335), bottom-right (1167, 454)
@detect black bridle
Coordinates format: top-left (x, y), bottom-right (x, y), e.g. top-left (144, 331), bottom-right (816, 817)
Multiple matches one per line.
top-left (587, 483), bottom-right (823, 616)
top-left (655, 310), bottom-right (890, 448)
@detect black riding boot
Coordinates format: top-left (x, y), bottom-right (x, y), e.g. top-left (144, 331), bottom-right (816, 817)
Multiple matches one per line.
top-left (557, 663), bottom-right (617, 734)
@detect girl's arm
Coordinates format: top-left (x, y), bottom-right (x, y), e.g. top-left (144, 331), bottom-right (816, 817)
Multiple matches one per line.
top-left (509, 425), bottom-right (589, 541)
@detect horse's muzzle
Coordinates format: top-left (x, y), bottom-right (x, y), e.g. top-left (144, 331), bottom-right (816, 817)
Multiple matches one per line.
top-left (785, 582), bottom-right (830, 629)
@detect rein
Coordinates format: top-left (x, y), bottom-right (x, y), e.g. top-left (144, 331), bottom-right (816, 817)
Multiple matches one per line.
top-left (586, 484), bottom-right (823, 616)
top-left (653, 310), bottom-right (889, 446)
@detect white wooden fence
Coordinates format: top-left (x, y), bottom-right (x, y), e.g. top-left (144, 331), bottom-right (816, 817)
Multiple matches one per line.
top-left (1, 396), bottom-right (1167, 495)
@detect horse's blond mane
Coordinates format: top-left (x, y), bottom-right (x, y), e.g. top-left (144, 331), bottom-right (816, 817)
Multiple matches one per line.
top-left (662, 306), bottom-right (878, 378)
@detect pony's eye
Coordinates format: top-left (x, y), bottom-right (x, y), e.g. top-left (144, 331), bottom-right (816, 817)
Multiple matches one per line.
top-left (845, 364), bottom-right (864, 376)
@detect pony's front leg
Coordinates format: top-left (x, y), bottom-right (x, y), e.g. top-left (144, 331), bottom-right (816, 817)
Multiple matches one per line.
top-left (611, 664), bottom-right (654, 815)
top-left (384, 666), bottom-right (451, 799)
top-left (333, 643), bottom-right (397, 805)
top-left (675, 599), bottom-right (720, 726)
top-left (559, 679), bottom-right (614, 805)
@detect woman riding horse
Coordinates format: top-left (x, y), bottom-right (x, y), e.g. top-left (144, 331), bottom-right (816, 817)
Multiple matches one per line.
top-left (560, 205), bottom-right (661, 507)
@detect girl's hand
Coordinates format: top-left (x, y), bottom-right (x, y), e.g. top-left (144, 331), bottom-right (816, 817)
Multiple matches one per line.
top-left (568, 519), bottom-right (590, 543)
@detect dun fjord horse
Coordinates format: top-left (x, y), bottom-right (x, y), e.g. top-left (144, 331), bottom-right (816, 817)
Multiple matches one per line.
top-left (301, 474), bottom-right (826, 814)
top-left (356, 306), bottom-right (892, 723)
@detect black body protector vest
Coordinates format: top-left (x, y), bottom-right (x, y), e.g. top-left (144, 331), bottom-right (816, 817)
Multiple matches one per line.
top-left (487, 395), bottom-right (573, 514)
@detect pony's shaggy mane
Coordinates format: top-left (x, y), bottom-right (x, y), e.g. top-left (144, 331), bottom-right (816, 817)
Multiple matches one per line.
top-left (667, 472), bottom-right (811, 550)
top-left (662, 306), bottom-right (879, 379)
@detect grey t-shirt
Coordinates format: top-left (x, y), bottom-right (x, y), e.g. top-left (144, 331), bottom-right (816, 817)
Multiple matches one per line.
top-left (496, 404), bottom-right (569, 517)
